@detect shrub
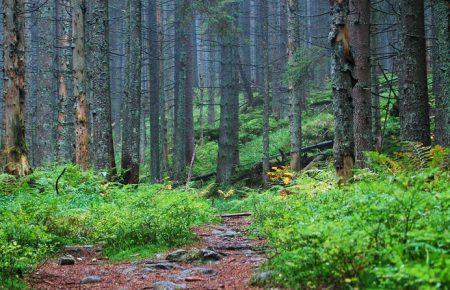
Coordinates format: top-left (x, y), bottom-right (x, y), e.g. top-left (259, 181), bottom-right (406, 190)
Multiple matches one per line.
top-left (252, 147), bottom-right (449, 289)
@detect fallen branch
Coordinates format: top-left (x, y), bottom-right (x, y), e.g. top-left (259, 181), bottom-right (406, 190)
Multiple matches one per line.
top-left (220, 212), bottom-right (252, 218)
top-left (55, 167), bottom-right (67, 195)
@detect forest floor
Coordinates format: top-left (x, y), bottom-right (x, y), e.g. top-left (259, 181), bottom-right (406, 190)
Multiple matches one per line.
top-left (27, 215), bottom-right (267, 289)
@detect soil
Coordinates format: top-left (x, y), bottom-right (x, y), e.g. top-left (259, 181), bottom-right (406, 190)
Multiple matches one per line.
top-left (27, 215), bottom-right (267, 290)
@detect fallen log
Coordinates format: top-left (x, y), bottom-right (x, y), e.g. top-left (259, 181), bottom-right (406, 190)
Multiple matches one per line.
top-left (220, 212), bottom-right (252, 218)
top-left (177, 140), bottom-right (334, 185)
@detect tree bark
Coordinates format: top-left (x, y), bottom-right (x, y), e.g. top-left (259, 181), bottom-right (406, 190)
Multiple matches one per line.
top-left (72, 0), bottom-right (90, 170)
top-left (216, 1), bottom-right (240, 185)
top-left (287, 0), bottom-right (303, 171)
top-left (2, 0), bottom-right (32, 176)
top-left (398, 0), bottom-right (431, 145)
top-left (56, 0), bottom-right (74, 163)
top-left (431, 0), bottom-right (449, 147)
top-left (261, 0), bottom-right (270, 184)
top-left (86, 0), bottom-right (116, 174)
top-left (35, 1), bottom-right (57, 166)
top-left (148, 0), bottom-right (161, 182)
top-left (239, 0), bottom-right (253, 107)
top-left (329, 0), bottom-right (355, 183)
top-left (349, 0), bottom-right (372, 166)
top-left (121, 0), bottom-right (142, 184)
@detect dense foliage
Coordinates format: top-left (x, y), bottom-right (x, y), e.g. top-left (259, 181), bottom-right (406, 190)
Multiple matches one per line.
top-left (0, 166), bottom-right (213, 282)
top-left (247, 146), bottom-right (449, 289)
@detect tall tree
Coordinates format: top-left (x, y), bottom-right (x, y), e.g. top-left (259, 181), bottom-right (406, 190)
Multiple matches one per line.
top-left (239, 0), bottom-right (254, 107)
top-left (398, 0), bottom-right (431, 145)
top-left (173, 0), bottom-right (193, 181)
top-left (371, 2), bottom-right (382, 151)
top-left (35, 1), bottom-right (56, 166)
top-left (121, 0), bottom-right (142, 184)
top-left (148, 0), bottom-right (161, 182)
top-left (86, 0), bottom-right (116, 173)
top-left (2, 0), bottom-right (32, 176)
top-left (216, 1), bottom-right (240, 185)
top-left (349, 0), bottom-right (372, 166)
top-left (287, 0), bottom-right (302, 171)
top-left (56, 0), bottom-right (74, 162)
top-left (431, 0), bottom-right (449, 147)
top-left (261, 0), bottom-right (270, 183)
top-left (72, 0), bottom-right (89, 169)
top-left (329, 0), bottom-right (355, 183)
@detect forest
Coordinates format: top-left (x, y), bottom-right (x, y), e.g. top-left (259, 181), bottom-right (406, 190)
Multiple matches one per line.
top-left (0, 0), bottom-right (449, 289)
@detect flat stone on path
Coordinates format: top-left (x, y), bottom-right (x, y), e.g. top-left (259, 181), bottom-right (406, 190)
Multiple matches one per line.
top-left (152, 281), bottom-right (187, 290)
top-left (80, 275), bottom-right (102, 284)
top-left (58, 255), bottom-right (75, 266)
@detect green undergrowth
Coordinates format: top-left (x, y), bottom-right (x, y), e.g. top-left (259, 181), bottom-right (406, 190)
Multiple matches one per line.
top-left (227, 146), bottom-right (449, 289)
top-left (0, 165), bottom-right (214, 284)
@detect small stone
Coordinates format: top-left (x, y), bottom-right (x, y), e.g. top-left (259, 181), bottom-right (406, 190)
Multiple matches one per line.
top-left (64, 246), bottom-right (83, 255)
top-left (59, 255), bottom-right (76, 265)
top-left (220, 230), bottom-right (238, 238)
top-left (122, 266), bottom-right (137, 275)
top-left (152, 281), bottom-right (187, 290)
top-left (80, 275), bottom-right (102, 284)
top-left (145, 262), bottom-right (178, 270)
top-left (211, 230), bottom-right (223, 235)
top-left (178, 267), bottom-right (216, 279)
top-left (185, 276), bottom-right (205, 282)
top-left (199, 249), bottom-right (221, 262)
top-left (166, 249), bottom-right (189, 262)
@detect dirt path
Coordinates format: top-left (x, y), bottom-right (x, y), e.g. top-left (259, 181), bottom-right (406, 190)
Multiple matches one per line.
top-left (28, 215), bottom-right (267, 289)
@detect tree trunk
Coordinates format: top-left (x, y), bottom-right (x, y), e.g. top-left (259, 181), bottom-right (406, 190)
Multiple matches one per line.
top-left (206, 32), bottom-right (216, 126)
top-left (2, 0), bottom-right (32, 176)
top-left (329, 0), bottom-right (355, 183)
top-left (371, 2), bottom-right (382, 151)
top-left (148, 0), bottom-right (161, 182)
top-left (431, 0), bottom-right (449, 147)
top-left (121, 0), bottom-right (142, 184)
top-left (398, 0), bottom-right (431, 145)
top-left (216, 1), bottom-right (240, 185)
top-left (56, 0), bottom-right (74, 163)
top-left (349, 0), bottom-right (372, 166)
top-left (72, 0), bottom-right (90, 170)
top-left (86, 0), bottom-right (116, 174)
top-left (287, 0), bottom-right (302, 171)
top-left (35, 1), bottom-right (57, 166)
top-left (239, 0), bottom-right (254, 107)
top-left (261, 0), bottom-right (270, 184)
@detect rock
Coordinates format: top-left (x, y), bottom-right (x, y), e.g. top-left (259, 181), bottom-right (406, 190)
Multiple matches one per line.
top-left (59, 255), bottom-right (76, 265)
top-left (220, 230), bottom-right (238, 238)
top-left (211, 230), bottom-right (223, 235)
top-left (152, 281), bottom-right (187, 290)
top-left (199, 249), bottom-right (221, 262)
top-left (166, 249), bottom-right (189, 262)
top-left (145, 262), bottom-right (178, 270)
top-left (251, 271), bottom-right (274, 286)
top-left (185, 276), bottom-right (205, 282)
top-left (166, 248), bottom-right (221, 263)
top-left (64, 246), bottom-right (83, 255)
top-left (80, 275), bottom-right (102, 284)
top-left (122, 265), bottom-right (137, 275)
top-left (177, 267), bottom-right (216, 279)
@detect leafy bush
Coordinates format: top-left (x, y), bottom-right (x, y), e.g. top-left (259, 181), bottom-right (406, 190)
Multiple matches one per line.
top-left (251, 147), bottom-right (449, 289)
top-left (0, 165), bottom-right (213, 282)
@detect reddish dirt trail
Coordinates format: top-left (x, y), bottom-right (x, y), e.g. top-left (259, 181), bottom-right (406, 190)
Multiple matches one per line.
top-left (27, 215), bottom-right (266, 289)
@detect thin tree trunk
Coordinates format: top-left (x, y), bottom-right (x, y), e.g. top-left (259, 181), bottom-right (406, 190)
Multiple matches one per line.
top-left (287, 0), bottom-right (302, 171)
top-left (398, 0), bottom-right (431, 145)
top-left (431, 0), bottom-right (449, 147)
top-left (349, 0), bottom-right (372, 166)
top-left (261, 0), bottom-right (270, 184)
top-left (2, 0), bottom-right (32, 176)
top-left (206, 32), bottom-right (216, 126)
top-left (330, 0), bottom-right (355, 183)
top-left (148, 0), bottom-right (161, 182)
top-left (371, 2), bottom-right (382, 152)
top-left (72, 0), bottom-right (89, 170)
